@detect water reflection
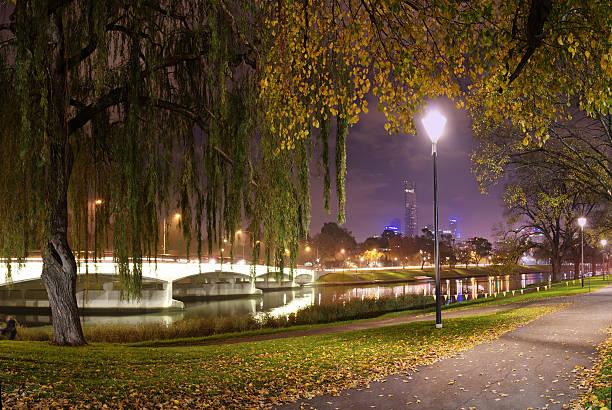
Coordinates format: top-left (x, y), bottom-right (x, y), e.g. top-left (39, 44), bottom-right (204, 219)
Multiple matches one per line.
top-left (6, 272), bottom-right (552, 327)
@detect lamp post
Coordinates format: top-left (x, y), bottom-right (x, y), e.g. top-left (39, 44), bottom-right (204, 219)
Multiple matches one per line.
top-left (422, 108), bottom-right (446, 329)
top-left (93, 199), bottom-right (103, 261)
top-left (601, 239), bottom-right (608, 280)
top-left (162, 212), bottom-right (181, 255)
top-left (578, 217), bottom-right (587, 289)
top-left (236, 229), bottom-right (248, 262)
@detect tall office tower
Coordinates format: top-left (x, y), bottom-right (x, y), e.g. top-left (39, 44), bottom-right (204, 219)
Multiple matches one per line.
top-left (449, 218), bottom-right (458, 239)
top-left (404, 181), bottom-right (417, 237)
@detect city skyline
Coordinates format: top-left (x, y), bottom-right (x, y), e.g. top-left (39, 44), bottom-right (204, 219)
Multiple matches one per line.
top-left (309, 98), bottom-right (505, 242)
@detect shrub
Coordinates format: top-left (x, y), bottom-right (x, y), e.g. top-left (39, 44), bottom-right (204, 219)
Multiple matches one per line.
top-left (15, 294), bottom-right (431, 343)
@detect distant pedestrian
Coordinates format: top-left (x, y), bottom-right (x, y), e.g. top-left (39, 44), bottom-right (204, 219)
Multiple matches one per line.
top-left (1, 317), bottom-right (17, 340)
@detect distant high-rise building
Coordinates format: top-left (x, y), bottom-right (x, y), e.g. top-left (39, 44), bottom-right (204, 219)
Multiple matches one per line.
top-left (404, 181), bottom-right (417, 237)
top-left (389, 218), bottom-right (401, 232)
top-left (449, 218), bottom-right (458, 239)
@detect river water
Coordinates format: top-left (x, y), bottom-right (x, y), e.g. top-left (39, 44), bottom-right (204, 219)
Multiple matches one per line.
top-left (6, 272), bottom-right (558, 327)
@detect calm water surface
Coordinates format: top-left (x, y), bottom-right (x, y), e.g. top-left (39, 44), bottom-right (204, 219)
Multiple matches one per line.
top-left (6, 272), bottom-right (558, 327)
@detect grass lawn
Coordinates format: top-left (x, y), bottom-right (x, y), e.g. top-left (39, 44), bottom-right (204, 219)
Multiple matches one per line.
top-left (575, 330), bottom-right (612, 410)
top-left (319, 264), bottom-right (553, 283)
top-left (0, 304), bottom-right (563, 408)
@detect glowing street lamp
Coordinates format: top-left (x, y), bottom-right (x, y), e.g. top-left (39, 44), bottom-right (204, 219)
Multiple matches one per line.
top-left (422, 108), bottom-right (446, 329)
top-left (162, 212), bottom-right (182, 255)
top-left (601, 239), bottom-right (608, 279)
top-left (578, 217), bottom-right (587, 289)
top-left (93, 199), bottom-right (103, 261)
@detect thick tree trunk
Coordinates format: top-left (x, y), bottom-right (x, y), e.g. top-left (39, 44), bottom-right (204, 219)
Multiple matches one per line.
top-left (39, 8), bottom-right (86, 346)
top-left (41, 235), bottom-right (85, 346)
top-left (550, 255), bottom-right (562, 282)
top-left (40, 166), bottom-right (85, 345)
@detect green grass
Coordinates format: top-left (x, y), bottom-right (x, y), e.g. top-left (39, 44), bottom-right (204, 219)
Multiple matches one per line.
top-left (0, 304), bottom-right (564, 408)
top-left (319, 264), bottom-right (553, 283)
top-left (577, 330), bottom-right (612, 410)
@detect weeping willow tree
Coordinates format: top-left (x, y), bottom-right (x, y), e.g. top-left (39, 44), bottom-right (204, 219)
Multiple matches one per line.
top-left (0, 0), bottom-right (363, 346)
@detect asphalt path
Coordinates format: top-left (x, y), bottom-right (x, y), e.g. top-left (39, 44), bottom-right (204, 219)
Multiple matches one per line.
top-left (281, 285), bottom-right (612, 410)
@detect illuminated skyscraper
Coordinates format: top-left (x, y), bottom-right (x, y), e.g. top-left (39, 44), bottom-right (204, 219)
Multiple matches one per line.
top-left (449, 218), bottom-right (458, 239)
top-left (404, 181), bottom-right (417, 237)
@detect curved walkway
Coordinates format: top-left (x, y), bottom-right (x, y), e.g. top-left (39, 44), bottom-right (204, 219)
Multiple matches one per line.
top-left (282, 285), bottom-right (612, 409)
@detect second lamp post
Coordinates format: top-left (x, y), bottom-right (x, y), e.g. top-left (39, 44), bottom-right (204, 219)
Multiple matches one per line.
top-left (422, 108), bottom-right (447, 329)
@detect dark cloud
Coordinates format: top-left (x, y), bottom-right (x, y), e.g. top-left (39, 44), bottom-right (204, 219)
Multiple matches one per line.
top-left (309, 98), bottom-right (506, 241)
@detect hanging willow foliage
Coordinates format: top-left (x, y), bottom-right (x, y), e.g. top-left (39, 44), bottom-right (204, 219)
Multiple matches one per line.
top-left (0, 0), bottom-right (364, 344)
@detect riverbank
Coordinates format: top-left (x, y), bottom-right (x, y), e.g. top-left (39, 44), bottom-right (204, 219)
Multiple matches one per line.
top-left (317, 264), bottom-right (555, 284)
top-left (13, 277), bottom-right (610, 344)
top-left (0, 304), bottom-right (563, 408)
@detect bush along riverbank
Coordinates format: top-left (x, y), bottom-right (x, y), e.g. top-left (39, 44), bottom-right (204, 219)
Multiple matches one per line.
top-left (16, 293), bottom-right (431, 343)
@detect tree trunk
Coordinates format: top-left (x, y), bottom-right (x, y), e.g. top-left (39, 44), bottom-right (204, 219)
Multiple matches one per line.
top-left (573, 258), bottom-right (580, 279)
top-left (40, 166), bottom-right (85, 346)
top-left (38, 9), bottom-right (86, 346)
top-left (550, 255), bottom-right (562, 282)
top-left (41, 234), bottom-right (85, 346)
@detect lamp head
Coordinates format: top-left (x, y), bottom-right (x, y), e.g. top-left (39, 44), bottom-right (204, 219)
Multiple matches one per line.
top-left (602, 239), bottom-right (608, 247)
top-left (577, 217), bottom-right (587, 228)
top-left (421, 109), bottom-right (446, 145)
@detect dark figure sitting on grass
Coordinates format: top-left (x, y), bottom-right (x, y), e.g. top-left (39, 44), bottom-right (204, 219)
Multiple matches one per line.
top-left (1, 317), bottom-right (17, 340)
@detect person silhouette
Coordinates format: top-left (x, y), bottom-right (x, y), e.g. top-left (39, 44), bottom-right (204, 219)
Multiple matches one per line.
top-left (1, 317), bottom-right (17, 340)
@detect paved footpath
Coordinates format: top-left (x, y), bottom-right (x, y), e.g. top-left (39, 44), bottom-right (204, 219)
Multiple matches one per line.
top-left (282, 286), bottom-right (612, 410)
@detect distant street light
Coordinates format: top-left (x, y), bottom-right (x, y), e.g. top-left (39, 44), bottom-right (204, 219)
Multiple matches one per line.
top-left (578, 217), bottom-right (587, 289)
top-left (422, 108), bottom-right (446, 329)
top-left (235, 229), bottom-right (250, 261)
top-left (162, 212), bottom-right (182, 255)
top-left (601, 239), bottom-right (608, 280)
top-left (93, 199), bottom-right (103, 261)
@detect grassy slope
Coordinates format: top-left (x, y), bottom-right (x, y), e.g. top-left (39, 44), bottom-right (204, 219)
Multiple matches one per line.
top-left (1, 305), bottom-right (563, 408)
top-left (319, 264), bottom-right (552, 283)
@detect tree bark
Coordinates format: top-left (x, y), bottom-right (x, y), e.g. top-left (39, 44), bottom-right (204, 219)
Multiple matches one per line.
top-left (38, 10), bottom-right (86, 346)
top-left (41, 234), bottom-right (85, 346)
top-left (550, 254), bottom-right (562, 282)
top-left (573, 258), bottom-right (580, 279)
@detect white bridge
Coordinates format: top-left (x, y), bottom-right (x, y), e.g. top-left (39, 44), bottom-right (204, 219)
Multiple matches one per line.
top-left (0, 258), bottom-right (315, 311)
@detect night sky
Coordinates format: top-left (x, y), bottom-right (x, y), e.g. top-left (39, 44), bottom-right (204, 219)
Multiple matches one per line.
top-left (309, 97), bottom-right (506, 242)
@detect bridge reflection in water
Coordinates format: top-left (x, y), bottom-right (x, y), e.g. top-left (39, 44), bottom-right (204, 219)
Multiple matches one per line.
top-left (1, 263), bottom-right (555, 327)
